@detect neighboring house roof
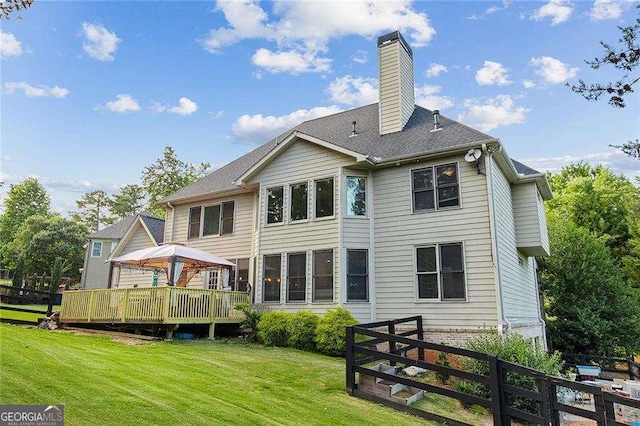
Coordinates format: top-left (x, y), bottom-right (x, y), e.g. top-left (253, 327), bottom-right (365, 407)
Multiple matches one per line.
top-left (511, 159), bottom-right (542, 176)
top-left (88, 213), bottom-right (164, 244)
top-left (161, 104), bottom-right (547, 204)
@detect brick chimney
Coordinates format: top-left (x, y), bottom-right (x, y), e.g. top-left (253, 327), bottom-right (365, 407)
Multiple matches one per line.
top-left (378, 31), bottom-right (415, 136)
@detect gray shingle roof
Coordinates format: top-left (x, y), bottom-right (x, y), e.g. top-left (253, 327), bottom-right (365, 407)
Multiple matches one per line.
top-left (161, 104), bottom-right (531, 204)
top-left (511, 159), bottom-right (542, 176)
top-left (89, 213), bottom-right (164, 244)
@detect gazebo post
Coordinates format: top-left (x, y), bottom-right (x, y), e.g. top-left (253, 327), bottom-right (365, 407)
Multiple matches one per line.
top-left (168, 255), bottom-right (177, 286)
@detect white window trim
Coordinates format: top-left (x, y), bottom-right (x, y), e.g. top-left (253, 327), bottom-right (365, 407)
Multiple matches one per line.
top-left (187, 200), bottom-right (235, 239)
top-left (410, 161), bottom-right (462, 213)
top-left (265, 186), bottom-right (285, 227)
top-left (414, 242), bottom-right (468, 302)
top-left (286, 252), bottom-right (307, 303)
top-left (262, 253), bottom-right (283, 304)
top-left (345, 248), bottom-right (369, 302)
top-left (313, 176), bottom-right (336, 221)
top-left (91, 241), bottom-right (103, 258)
top-left (288, 181), bottom-right (310, 224)
top-left (345, 175), bottom-right (368, 219)
top-left (312, 249), bottom-right (334, 303)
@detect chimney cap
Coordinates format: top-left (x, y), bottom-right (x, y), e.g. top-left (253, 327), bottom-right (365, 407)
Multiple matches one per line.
top-left (377, 31), bottom-right (413, 58)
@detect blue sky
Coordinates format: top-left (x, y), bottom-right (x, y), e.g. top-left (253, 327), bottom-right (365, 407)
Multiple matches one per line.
top-left (1, 0), bottom-right (639, 214)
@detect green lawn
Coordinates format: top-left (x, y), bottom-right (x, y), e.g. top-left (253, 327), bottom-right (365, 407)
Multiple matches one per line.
top-left (0, 303), bottom-right (59, 322)
top-left (0, 324), bottom-right (429, 425)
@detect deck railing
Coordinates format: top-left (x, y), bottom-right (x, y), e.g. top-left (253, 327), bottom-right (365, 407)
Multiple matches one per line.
top-left (60, 287), bottom-right (250, 324)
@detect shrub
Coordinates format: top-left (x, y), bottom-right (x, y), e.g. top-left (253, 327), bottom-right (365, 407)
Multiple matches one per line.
top-left (235, 303), bottom-right (270, 342)
top-left (435, 347), bottom-right (452, 384)
top-left (288, 311), bottom-right (319, 352)
top-left (257, 311), bottom-right (292, 347)
top-left (454, 331), bottom-right (563, 415)
top-left (315, 307), bottom-right (358, 357)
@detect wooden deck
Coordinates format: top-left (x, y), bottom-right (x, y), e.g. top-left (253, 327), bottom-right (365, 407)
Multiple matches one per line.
top-left (60, 287), bottom-right (250, 338)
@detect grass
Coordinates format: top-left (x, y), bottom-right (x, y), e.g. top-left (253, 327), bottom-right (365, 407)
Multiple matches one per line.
top-left (0, 324), bottom-right (430, 425)
top-left (0, 303), bottom-right (60, 322)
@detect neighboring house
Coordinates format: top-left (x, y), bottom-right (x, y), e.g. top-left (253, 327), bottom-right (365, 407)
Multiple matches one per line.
top-left (158, 32), bottom-right (551, 346)
top-left (81, 213), bottom-right (165, 289)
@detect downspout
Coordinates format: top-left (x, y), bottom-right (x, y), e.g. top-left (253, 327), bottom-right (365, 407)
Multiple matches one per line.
top-left (484, 144), bottom-right (508, 337)
top-left (81, 240), bottom-right (91, 288)
top-left (167, 202), bottom-right (175, 242)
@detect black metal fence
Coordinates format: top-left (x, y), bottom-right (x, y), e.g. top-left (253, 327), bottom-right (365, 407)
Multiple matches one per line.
top-left (346, 316), bottom-right (640, 425)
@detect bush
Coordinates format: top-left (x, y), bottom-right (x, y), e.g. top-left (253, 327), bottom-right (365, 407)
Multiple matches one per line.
top-left (454, 331), bottom-right (563, 415)
top-left (315, 307), bottom-right (358, 357)
top-left (235, 303), bottom-right (270, 342)
top-left (435, 347), bottom-right (452, 384)
top-left (288, 311), bottom-right (319, 352)
top-left (257, 311), bottom-right (292, 347)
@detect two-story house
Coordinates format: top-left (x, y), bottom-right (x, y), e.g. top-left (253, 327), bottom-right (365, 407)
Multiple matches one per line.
top-left (81, 213), bottom-right (165, 289)
top-left (156, 32), bottom-right (551, 346)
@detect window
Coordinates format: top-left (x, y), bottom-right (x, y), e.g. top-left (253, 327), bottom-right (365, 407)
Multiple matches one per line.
top-left (188, 201), bottom-right (235, 238)
top-left (229, 258), bottom-right (250, 292)
top-left (315, 178), bottom-right (334, 218)
top-left (416, 243), bottom-right (465, 301)
top-left (91, 242), bottom-right (103, 257)
top-left (346, 249), bottom-right (368, 301)
top-left (267, 187), bottom-right (284, 224)
top-left (346, 177), bottom-right (366, 216)
top-left (221, 201), bottom-right (234, 234)
top-left (263, 254), bottom-right (281, 302)
top-left (287, 253), bottom-right (306, 302)
top-left (290, 182), bottom-right (308, 221)
top-left (313, 250), bottom-right (333, 302)
top-left (206, 270), bottom-right (220, 290)
top-left (110, 242), bottom-right (118, 253)
top-left (412, 163), bottom-right (459, 211)
top-left (188, 207), bottom-right (201, 239)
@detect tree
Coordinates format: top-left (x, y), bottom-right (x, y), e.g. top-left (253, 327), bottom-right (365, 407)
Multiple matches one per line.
top-left (0, 178), bottom-right (50, 249)
top-left (72, 190), bottom-right (114, 233)
top-left (569, 6), bottom-right (639, 108)
top-left (0, 0), bottom-right (34, 20)
top-left (546, 163), bottom-right (640, 285)
top-left (11, 257), bottom-right (24, 288)
top-left (109, 184), bottom-right (147, 221)
top-left (2, 214), bottom-right (86, 279)
top-left (539, 215), bottom-right (640, 357)
top-left (141, 146), bottom-right (210, 217)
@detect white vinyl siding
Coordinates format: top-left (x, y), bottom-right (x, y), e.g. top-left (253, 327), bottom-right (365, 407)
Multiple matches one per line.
top-left (249, 139), bottom-right (356, 314)
top-left (82, 239), bottom-right (118, 289)
top-left (512, 183), bottom-right (550, 256)
top-left (373, 156), bottom-right (497, 327)
top-left (114, 226), bottom-right (158, 288)
top-left (492, 162), bottom-right (541, 319)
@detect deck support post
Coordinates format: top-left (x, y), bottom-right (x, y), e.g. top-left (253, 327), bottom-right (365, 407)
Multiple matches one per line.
top-left (208, 322), bottom-right (216, 340)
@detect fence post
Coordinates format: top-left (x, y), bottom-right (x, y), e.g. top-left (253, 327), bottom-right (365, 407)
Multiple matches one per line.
top-left (388, 321), bottom-right (397, 366)
top-left (346, 326), bottom-right (355, 395)
top-left (547, 379), bottom-right (561, 426)
top-left (417, 316), bottom-right (425, 361)
top-left (87, 290), bottom-right (95, 322)
top-left (488, 355), bottom-right (505, 426)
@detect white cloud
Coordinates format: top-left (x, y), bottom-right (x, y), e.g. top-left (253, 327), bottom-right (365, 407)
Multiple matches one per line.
top-left (426, 63), bottom-right (448, 78)
top-left (327, 75), bottom-right (378, 106)
top-left (523, 80), bottom-right (536, 89)
top-left (1, 31), bottom-right (22, 58)
top-left (3, 82), bottom-right (69, 98)
top-left (103, 94), bottom-right (140, 113)
top-left (202, 0), bottom-right (435, 74)
top-left (590, 0), bottom-right (627, 20)
top-left (486, 0), bottom-right (512, 14)
top-left (210, 110), bottom-right (224, 119)
top-left (520, 151), bottom-right (640, 181)
top-left (415, 84), bottom-right (454, 110)
top-left (531, 0), bottom-right (573, 25)
top-left (530, 56), bottom-right (578, 84)
top-left (168, 97), bottom-right (198, 116)
top-left (252, 48), bottom-right (331, 74)
top-left (232, 105), bottom-right (343, 144)
top-left (475, 61), bottom-right (511, 86)
top-left (81, 22), bottom-right (121, 61)
top-left (457, 95), bottom-right (528, 132)
top-left (351, 49), bottom-right (368, 64)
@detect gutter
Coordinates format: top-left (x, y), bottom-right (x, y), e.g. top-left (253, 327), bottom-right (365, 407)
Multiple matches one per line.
top-left (369, 138), bottom-right (500, 166)
top-left (484, 144), bottom-right (507, 336)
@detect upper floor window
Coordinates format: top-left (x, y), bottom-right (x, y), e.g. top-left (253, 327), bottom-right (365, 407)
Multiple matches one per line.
top-left (267, 187), bottom-right (284, 224)
top-left (346, 177), bottom-right (366, 216)
top-left (290, 182), bottom-right (308, 222)
top-left (91, 241), bottom-right (102, 257)
top-left (412, 163), bottom-right (459, 212)
top-left (188, 201), bottom-right (235, 239)
top-left (315, 178), bottom-right (334, 218)
top-left (346, 249), bottom-right (368, 301)
top-left (416, 243), bottom-right (466, 301)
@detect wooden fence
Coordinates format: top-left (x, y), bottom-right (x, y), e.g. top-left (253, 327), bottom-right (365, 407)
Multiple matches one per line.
top-left (0, 284), bottom-right (59, 315)
top-left (60, 287), bottom-right (250, 325)
top-left (346, 316), bottom-right (640, 426)
top-left (562, 352), bottom-right (640, 381)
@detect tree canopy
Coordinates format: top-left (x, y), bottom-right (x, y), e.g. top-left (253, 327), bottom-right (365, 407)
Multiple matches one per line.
top-left (141, 146), bottom-right (210, 217)
top-left (71, 190), bottom-right (114, 233)
top-left (2, 214), bottom-right (86, 278)
top-left (0, 0), bottom-right (34, 20)
top-left (109, 184), bottom-right (146, 221)
top-left (0, 178), bottom-right (50, 250)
